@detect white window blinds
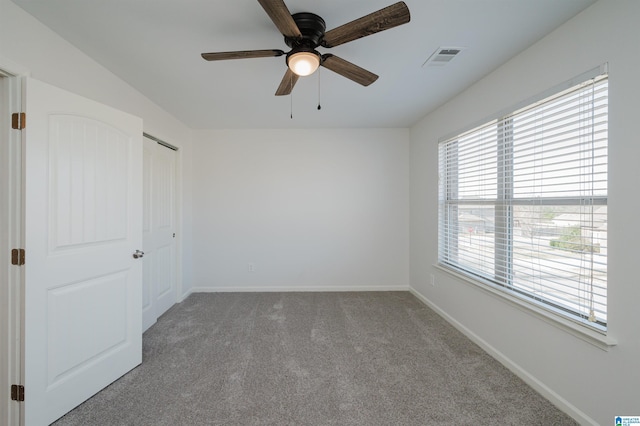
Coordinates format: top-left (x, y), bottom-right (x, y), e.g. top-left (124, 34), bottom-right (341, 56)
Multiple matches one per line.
top-left (438, 74), bottom-right (608, 331)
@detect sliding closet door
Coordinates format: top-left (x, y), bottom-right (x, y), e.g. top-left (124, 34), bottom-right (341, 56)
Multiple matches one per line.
top-left (142, 136), bottom-right (178, 331)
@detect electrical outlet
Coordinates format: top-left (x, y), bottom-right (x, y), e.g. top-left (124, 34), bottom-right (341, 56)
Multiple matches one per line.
top-left (430, 274), bottom-right (435, 287)
top-left (248, 263), bottom-right (256, 273)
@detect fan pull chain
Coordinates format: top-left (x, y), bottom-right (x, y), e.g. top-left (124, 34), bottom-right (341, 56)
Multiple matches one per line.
top-left (290, 73), bottom-right (294, 119)
top-left (317, 67), bottom-right (322, 110)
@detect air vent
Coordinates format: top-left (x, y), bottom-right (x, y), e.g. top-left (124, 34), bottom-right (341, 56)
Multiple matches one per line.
top-left (422, 47), bottom-right (465, 67)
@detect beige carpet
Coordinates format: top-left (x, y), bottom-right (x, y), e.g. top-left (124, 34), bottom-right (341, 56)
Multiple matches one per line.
top-left (53, 292), bottom-right (577, 425)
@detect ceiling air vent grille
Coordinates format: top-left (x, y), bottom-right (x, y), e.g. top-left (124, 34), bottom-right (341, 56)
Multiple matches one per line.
top-left (423, 47), bottom-right (464, 67)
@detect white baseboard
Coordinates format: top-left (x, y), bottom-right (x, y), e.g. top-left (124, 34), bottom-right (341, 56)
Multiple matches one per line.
top-left (189, 285), bottom-right (410, 293)
top-left (408, 288), bottom-right (597, 426)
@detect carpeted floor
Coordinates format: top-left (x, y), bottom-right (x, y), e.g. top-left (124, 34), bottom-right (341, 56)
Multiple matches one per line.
top-left (53, 292), bottom-right (577, 425)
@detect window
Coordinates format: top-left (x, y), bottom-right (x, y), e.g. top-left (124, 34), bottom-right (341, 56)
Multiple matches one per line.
top-left (438, 73), bottom-right (608, 331)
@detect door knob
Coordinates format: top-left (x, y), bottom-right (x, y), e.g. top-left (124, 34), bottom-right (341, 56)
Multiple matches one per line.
top-left (133, 250), bottom-right (145, 259)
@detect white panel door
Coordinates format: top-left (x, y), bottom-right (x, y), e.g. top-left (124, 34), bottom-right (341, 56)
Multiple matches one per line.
top-left (142, 136), bottom-right (177, 331)
top-left (23, 78), bottom-right (143, 425)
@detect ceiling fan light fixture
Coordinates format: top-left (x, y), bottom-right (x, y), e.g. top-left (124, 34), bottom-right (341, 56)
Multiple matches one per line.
top-left (287, 50), bottom-right (321, 76)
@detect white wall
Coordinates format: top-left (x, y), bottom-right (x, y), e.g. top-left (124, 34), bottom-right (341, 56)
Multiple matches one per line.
top-left (192, 128), bottom-right (410, 291)
top-left (410, 1), bottom-right (640, 424)
top-left (0, 0), bottom-right (194, 296)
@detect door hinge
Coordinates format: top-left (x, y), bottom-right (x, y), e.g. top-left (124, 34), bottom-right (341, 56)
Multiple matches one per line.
top-left (11, 248), bottom-right (25, 266)
top-left (11, 112), bottom-right (26, 130)
top-left (11, 384), bottom-right (24, 402)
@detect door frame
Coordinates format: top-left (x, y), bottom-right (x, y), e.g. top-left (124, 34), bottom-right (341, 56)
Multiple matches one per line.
top-left (0, 60), bottom-right (27, 426)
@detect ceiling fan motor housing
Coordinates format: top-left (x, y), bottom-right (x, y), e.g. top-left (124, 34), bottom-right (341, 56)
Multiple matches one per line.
top-left (285, 12), bottom-right (326, 49)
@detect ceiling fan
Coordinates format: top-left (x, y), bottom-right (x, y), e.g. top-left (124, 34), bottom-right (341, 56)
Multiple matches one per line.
top-left (201, 0), bottom-right (411, 96)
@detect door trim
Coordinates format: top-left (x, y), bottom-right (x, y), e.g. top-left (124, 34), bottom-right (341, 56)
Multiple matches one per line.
top-left (0, 66), bottom-right (24, 426)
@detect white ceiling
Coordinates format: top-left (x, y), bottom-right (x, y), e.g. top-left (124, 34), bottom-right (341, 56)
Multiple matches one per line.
top-left (12, 0), bottom-right (596, 129)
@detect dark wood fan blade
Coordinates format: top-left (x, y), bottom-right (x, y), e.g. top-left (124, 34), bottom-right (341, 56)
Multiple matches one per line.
top-left (275, 68), bottom-right (299, 96)
top-left (321, 2), bottom-right (410, 48)
top-left (257, 0), bottom-right (302, 39)
top-left (321, 54), bottom-right (378, 86)
top-left (201, 49), bottom-right (285, 61)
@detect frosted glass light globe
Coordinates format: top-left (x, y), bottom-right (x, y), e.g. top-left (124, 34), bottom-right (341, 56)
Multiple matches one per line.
top-left (288, 51), bottom-right (320, 76)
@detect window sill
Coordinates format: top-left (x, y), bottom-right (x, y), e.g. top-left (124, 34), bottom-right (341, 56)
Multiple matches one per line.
top-left (433, 264), bottom-right (617, 351)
